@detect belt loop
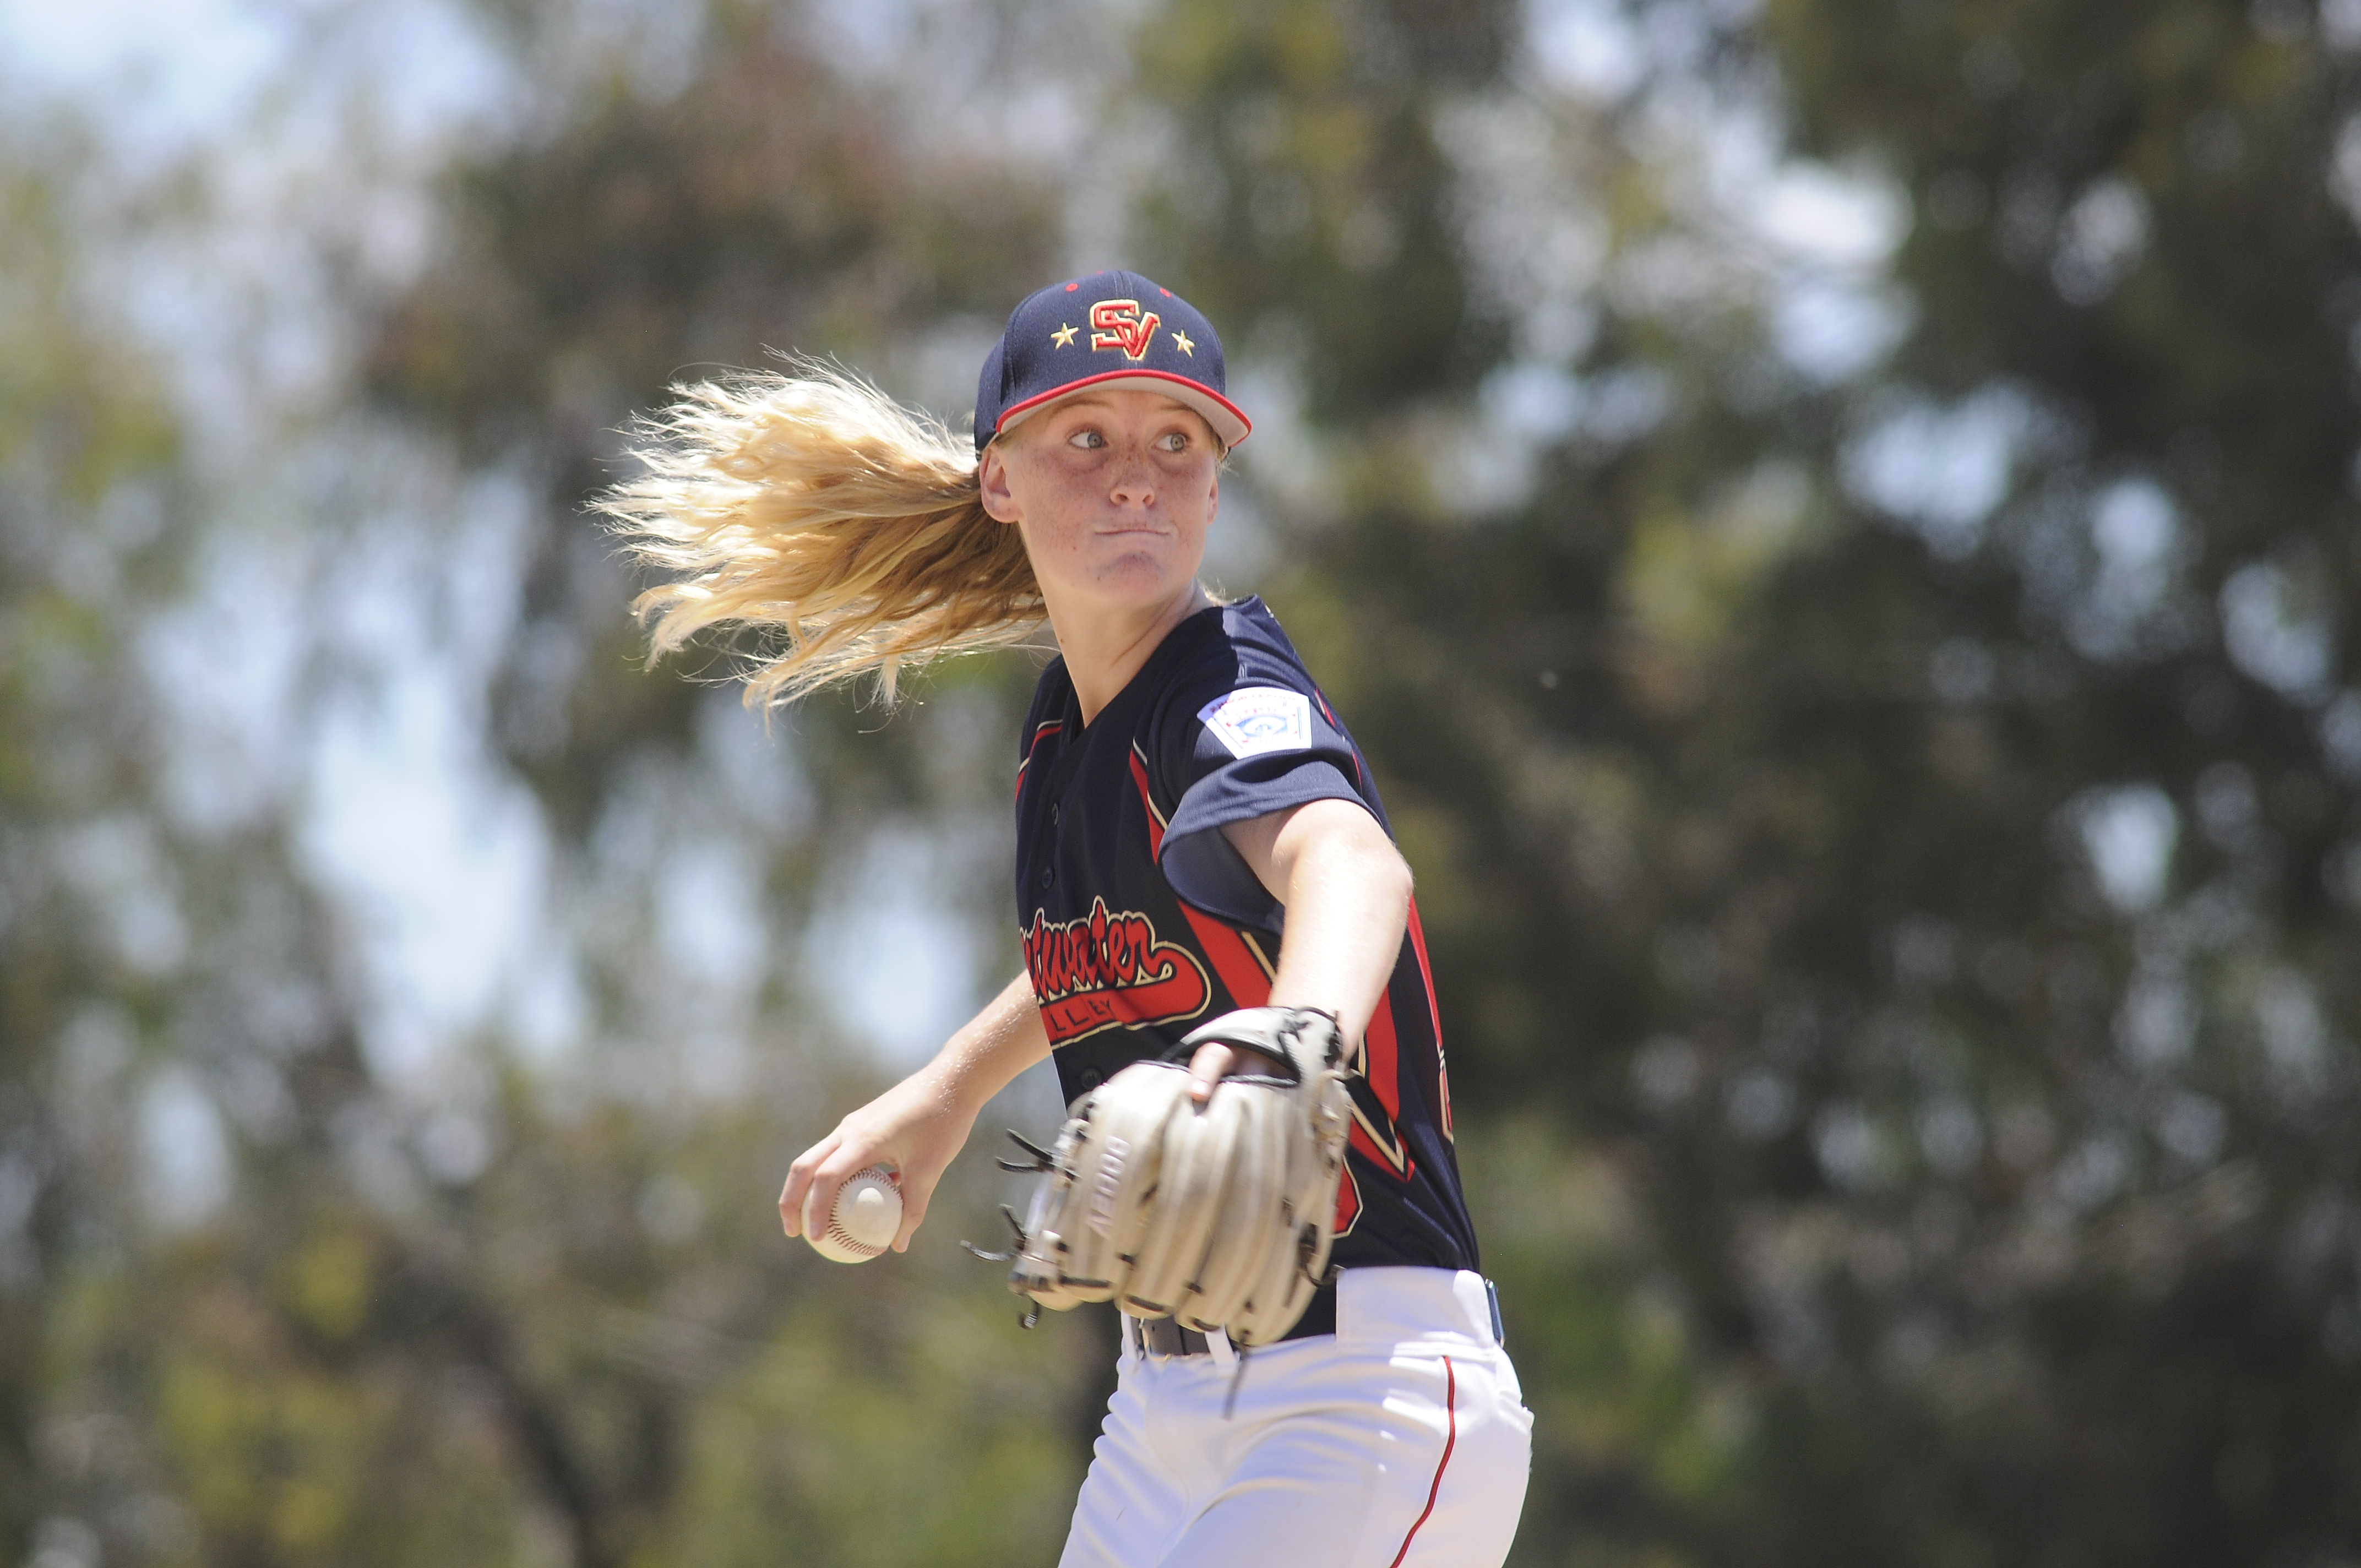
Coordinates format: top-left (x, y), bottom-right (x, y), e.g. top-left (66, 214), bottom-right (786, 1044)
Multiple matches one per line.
top-left (1206, 1326), bottom-right (1235, 1368)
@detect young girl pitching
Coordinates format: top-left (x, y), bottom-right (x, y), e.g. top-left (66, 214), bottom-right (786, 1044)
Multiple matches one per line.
top-left (602, 271), bottom-right (1531, 1567)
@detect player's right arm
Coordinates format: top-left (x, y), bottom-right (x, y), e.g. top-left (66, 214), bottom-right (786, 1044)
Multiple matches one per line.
top-left (780, 970), bottom-right (1051, 1253)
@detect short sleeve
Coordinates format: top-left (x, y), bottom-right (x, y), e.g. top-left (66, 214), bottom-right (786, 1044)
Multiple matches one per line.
top-left (1152, 672), bottom-right (1373, 931)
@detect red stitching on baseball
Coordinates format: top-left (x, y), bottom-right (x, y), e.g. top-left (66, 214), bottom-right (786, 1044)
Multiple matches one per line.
top-left (1388, 1356), bottom-right (1456, 1566)
top-left (824, 1220), bottom-right (883, 1257)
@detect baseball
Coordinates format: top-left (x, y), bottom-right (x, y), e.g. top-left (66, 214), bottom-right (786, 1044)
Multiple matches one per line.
top-left (807, 1165), bottom-right (900, 1264)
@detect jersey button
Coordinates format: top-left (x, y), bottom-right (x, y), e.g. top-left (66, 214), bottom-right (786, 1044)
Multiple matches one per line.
top-left (1049, 803), bottom-right (1059, 826)
top-left (1038, 865), bottom-right (1054, 889)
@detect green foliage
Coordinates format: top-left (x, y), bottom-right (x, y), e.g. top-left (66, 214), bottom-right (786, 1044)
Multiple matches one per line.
top-left (10, 0), bottom-right (2361, 1563)
top-left (53, 1080), bottom-right (1099, 1568)
top-left (1132, 0), bottom-right (1515, 418)
top-left (0, 124), bottom-right (194, 1568)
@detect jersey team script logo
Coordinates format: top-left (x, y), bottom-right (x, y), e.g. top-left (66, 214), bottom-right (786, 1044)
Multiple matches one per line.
top-left (1024, 897), bottom-right (1212, 1044)
top-left (1089, 300), bottom-right (1161, 361)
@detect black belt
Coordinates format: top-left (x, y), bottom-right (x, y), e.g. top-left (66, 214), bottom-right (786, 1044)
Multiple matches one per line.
top-left (1133, 1316), bottom-right (1212, 1357)
top-left (1124, 1276), bottom-right (1507, 1357)
top-left (1126, 1279), bottom-right (1339, 1358)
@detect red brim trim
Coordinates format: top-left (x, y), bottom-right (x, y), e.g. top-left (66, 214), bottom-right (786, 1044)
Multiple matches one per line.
top-left (993, 369), bottom-right (1252, 448)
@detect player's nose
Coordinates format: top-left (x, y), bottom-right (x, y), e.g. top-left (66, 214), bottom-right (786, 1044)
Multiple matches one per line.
top-left (1106, 454), bottom-right (1157, 509)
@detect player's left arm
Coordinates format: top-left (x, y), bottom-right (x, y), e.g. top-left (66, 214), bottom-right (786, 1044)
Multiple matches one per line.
top-left (1187, 798), bottom-right (1411, 1102)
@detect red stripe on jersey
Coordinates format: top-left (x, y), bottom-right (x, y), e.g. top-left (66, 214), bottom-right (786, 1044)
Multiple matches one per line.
top-left (1127, 749), bottom-right (1167, 850)
top-left (1016, 721), bottom-right (1063, 802)
top-left (1405, 898), bottom-right (1453, 1140)
top-left (1332, 1162), bottom-right (1362, 1235)
top-left (1128, 750), bottom-right (1272, 1008)
top-left (1238, 929), bottom-right (1280, 978)
top-left (1364, 986), bottom-right (1404, 1124)
top-left (1351, 994), bottom-right (1417, 1179)
top-left (1187, 908), bottom-right (1274, 1008)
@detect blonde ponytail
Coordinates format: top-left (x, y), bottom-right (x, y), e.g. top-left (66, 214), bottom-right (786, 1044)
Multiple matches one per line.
top-left (594, 362), bottom-right (1044, 706)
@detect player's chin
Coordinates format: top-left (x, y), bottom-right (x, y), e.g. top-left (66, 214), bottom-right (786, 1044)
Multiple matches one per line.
top-left (1106, 527), bottom-right (1208, 578)
top-left (1080, 552), bottom-right (1197, 606)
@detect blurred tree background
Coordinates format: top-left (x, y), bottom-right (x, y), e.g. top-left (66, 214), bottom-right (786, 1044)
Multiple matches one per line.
top-left (3, 0), bottom-right (2358, 1564)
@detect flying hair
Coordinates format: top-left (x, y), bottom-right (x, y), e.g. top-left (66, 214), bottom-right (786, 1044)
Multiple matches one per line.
top-left (594, 360), bottom-right (1044, 707)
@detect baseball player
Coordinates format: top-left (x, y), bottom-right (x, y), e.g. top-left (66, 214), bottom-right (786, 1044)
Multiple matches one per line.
top-left (603, 271), bottom-right (1531, 1566)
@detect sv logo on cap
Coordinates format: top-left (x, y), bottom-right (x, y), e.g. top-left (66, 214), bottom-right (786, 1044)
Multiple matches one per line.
top-left (1089, 300), bottom-right (1161, 362)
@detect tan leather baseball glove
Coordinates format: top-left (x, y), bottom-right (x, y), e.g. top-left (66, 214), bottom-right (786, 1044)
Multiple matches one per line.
top-left (987, 1007), bottom-right (1353, 1346)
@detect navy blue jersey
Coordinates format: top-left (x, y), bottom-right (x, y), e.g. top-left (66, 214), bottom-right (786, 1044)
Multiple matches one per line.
top-left (1013, 597), bottom-right (1479, 1276)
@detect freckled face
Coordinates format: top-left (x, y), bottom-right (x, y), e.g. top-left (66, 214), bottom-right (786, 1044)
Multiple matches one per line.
top-left (978, 389), bottom-right (1222, 618)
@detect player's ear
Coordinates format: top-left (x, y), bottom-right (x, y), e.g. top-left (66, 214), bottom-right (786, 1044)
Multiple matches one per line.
top-left (977, 442), bottom-right (1023, 525)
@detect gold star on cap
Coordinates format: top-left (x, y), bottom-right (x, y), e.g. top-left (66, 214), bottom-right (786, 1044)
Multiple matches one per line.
top-left (1170, 329), bottom-right (1195, 357)
top-left (1051, 322), bottom-right (1078, 348)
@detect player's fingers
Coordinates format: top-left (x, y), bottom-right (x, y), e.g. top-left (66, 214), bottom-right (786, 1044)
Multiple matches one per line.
top-left (798, 1145), bottom-right (877, 1246)
top-left (893, 1174), bottom-right (931, 1252)
top-left (779, 1168), bottom-right (810, 1238)
top-left (779, 1134), bottom-right (841, 1237)
top-left (799, 1169), bottom-right (846, 1243)
top-left (1187, 1041), bottom-right (1236, 1104)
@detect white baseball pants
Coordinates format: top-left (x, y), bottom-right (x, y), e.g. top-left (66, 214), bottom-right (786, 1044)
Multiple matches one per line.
top-left (1058, 1267), bottom-right (1532, 1568)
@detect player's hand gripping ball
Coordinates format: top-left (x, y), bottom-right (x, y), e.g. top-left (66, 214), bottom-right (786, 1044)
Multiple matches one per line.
top-left (807, 1166), bottom-right (901, 1264)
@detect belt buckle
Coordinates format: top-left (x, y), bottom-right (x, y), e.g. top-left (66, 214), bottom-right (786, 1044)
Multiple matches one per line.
top-left (1135, 1315), bottom-right (1207, 1357)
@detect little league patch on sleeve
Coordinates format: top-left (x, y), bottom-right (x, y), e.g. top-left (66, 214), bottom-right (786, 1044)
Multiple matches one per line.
top-left (1198, 687), bottom-right (1314, 759)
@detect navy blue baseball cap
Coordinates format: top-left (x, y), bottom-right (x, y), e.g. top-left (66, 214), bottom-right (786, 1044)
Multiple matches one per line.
top-left (973, 270), bottom-right (1250, 453)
